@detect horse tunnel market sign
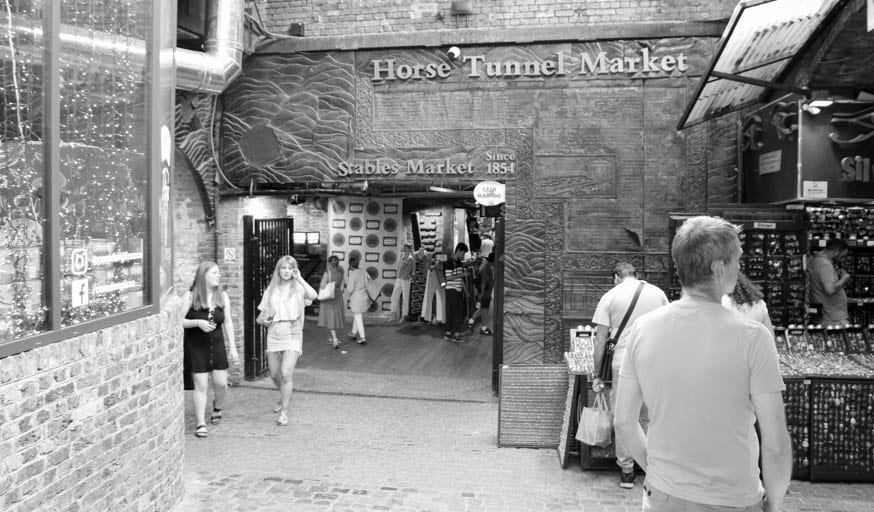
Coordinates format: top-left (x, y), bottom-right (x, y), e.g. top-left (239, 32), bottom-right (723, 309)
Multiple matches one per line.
top-left (371, 48), bottom-right (689, 81)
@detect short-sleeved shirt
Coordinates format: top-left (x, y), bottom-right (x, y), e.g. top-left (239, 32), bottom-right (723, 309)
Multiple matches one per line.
top-left (808, 252), bottom-right (848, 325)
top-left (591, 278), bottom-right (668, 370)
top-left (618, 297), bottom-right (785, 507)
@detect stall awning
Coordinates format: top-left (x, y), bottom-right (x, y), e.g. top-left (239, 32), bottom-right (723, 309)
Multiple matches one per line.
top-left (677, 0), bottom-right (842, 130)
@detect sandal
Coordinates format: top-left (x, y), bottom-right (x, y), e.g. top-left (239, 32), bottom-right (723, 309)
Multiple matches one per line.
top-left (195, 424), bottom-right (208, 438)
top-left (357, 338), bottom-right (366, 345)
top-left (332, 339), bottom-right (340, 349)
top-left (273, 401), bottom-right (282, 413)
top-left (276, 411), bottom-right (288, 426)
top-left (210, 408), bottom-right (222, 425)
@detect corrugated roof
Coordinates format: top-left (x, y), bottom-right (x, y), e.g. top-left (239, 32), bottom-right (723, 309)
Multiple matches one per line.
top-left (677, 0), bottom-right (842, 130)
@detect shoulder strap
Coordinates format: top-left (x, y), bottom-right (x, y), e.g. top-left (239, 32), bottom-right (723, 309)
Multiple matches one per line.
top-left (612, 281), bottom-right (645, 341)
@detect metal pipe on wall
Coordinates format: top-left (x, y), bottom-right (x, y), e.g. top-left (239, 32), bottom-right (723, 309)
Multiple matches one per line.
top-left (4, 0), bottom-right (243, 94)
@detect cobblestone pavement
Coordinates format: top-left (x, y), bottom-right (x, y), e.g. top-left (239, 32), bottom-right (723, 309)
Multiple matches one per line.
top-left (174, 386), bottom-right (874, 512)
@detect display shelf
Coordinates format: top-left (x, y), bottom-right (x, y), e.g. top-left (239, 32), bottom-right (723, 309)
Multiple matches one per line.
top-left (809, 378), bottom-right (874, 483)
top-left (783, 377), bottom-right (811, 481)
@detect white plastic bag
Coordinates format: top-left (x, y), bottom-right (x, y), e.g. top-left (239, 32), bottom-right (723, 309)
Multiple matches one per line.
top-left (575, 392), bottom-right (613, 448)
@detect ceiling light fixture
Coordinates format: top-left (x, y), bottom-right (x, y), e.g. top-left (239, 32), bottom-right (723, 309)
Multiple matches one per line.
top-left (429, 185), bottom-right (455, 193)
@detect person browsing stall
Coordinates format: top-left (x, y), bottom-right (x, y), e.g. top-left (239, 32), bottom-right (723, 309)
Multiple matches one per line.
top-left (438, 243), bottom-right (470, 342)
top-left (590, 262), bottom-right (668, 489)
top-left (722, 271), bottom-right (775, 341)
top-left (614, 216), bottom-right (791, 512)
top-left (808, 238), bottom-right (851, 326)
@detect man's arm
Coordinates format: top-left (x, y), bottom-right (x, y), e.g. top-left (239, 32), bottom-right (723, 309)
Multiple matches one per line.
top-left (812, 260), bottom-right (850, 296)
top-left (751, 391), bottom-right (792, 512)
top-left (613, 362), bottom-right (647, 471)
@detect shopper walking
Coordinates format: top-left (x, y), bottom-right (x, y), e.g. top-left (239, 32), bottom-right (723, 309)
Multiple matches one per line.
top-left (808, 238), bottom-right (851, 326)
top-left (257, 256), bottom-right (317, 426)
top-left (614, 216), bottom-right (791, 512)
top-left (722, 271), bottom-right (775, 340)
top-left (389, 244), bottom-right (416, 324)
top-left (181, 261), bottom-right (239, 439)
top-left (468, 252), bottom-right (495, 335)
top-left (439, 242), bottom-right (470, 342)
top-left (345, 254), bottom-right (370, 344)
top-left (590, 261), bottom-right (668, 489)
top-left (317, 255), bottom-right (345, 349)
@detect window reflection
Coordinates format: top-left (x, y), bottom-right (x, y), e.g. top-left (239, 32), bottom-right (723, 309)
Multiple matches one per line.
top-left (58, 0), bottom-right (149, 326)
top-left (0, 3), bottom-right (47, 341)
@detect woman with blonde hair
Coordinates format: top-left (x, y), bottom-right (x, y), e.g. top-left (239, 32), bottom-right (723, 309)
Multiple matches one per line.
top-left (182, 261), bottom-right (238, 439)
top-left (257, 255), bottom-right (317, 426)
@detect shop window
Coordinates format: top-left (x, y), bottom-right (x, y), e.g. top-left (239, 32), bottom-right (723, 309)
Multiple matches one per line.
top-left (0, 1), bottom-right (160, 354)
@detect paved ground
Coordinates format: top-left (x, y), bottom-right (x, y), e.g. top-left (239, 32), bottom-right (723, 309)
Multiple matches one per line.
top-left (174, 386), bottom-right (874, 512)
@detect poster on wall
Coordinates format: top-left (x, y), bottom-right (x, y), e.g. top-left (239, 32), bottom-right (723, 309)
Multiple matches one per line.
top-left (328, 196), bottom-right (403, 313)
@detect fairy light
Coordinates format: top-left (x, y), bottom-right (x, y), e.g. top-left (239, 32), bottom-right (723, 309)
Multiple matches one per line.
top-left (1, 0), bottom-right (149, 339)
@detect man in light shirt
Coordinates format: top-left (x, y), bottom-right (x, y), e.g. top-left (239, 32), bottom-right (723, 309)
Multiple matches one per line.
top-left (591, 262), bottom-right (669, 489)
top-left (614, 216), bottom-right (791, 512)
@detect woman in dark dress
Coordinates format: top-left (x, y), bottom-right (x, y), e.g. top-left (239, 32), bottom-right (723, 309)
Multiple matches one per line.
top-left (182, 261), bottom-right (238, 438)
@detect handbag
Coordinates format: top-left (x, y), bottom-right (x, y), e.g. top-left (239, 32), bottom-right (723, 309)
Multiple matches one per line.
top-left (318, 282), bottom-right (335, 301)
top-left (597, 281), bottom-right (645, 383)
top-left (575, 391), bottom-right (613, 448)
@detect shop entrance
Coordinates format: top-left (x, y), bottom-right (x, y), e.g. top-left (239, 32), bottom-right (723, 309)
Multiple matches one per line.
top-left (242, 215), bottom-right (294, 379)
top-left (286, 195), bottom-right (501, 400)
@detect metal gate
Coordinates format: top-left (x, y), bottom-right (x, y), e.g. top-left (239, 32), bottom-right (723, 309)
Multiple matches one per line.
top-left (243, 215), bottom-right (293, 379)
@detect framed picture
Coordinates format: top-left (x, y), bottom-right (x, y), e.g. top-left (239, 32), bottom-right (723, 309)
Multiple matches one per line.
top-left (366, 220), bottom-right (380, 230)
top-left (349, 236), bottom-right (363, 245)
top-left (365, 252), bottom-right (380, 262)
top-left (332, 251), bottom-right (345, 260)
top-left (384, 204), bottom-right (398, 214)
top-left (332, 219), bottom-right (346, 228)
top-left (383, 236), bottom-right (397, 247)
top-left (382, 269), bottom-right (397, 279)
top-left (350, 203), bottom-right (364, 213)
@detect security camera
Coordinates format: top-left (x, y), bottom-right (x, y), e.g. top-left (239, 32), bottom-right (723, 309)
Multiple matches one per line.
top-left (447, 46), bottom-right (461, 60)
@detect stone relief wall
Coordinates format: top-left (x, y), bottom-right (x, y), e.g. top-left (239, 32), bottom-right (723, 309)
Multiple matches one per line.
top-left (218, 39), bottom-right (738, 365)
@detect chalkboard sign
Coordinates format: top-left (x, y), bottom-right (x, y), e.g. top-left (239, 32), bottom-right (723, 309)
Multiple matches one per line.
top-left (557, 373), bottom-right (581, 469)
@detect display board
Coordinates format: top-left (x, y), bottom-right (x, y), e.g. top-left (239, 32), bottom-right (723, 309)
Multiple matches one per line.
top-left (328, 196), bottom-right (403, 313)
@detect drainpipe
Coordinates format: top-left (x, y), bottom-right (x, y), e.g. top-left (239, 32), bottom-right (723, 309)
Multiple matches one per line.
top-left (6, 0), bottom-right (243, 94)
top-left (175, 0), bottom-right (244, 94)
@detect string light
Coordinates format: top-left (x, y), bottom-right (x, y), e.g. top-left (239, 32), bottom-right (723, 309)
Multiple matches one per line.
top-left (1, 1), bottom-right (148, 340)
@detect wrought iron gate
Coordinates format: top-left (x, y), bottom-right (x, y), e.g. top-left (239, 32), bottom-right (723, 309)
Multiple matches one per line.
top-left (243, 215), bottom-right (294, 379)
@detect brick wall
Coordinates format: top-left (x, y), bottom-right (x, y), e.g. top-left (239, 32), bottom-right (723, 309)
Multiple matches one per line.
top-left (173, 154), bottom-right (218, 293)
top-left (0, 303), bottom-right (184, 511)
top-left (258, 0), bottom-right (737, 37)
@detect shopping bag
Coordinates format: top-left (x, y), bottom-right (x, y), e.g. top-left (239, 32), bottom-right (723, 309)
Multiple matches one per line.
top-left (575, 392), bottom-right (613, 448)
top-left (317, 282), bottom-right (335, 301)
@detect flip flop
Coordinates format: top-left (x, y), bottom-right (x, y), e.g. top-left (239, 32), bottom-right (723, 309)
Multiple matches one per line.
top-left (195, 424), bottom-right (208, 438)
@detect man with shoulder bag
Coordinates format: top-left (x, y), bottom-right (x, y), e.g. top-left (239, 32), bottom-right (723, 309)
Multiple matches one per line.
top-left (591, 262), bottom-right (669, 490)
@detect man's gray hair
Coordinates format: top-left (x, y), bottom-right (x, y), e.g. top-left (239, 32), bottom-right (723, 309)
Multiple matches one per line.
top-left (613, 262), bottom-right (636, 278)
top-left (671, 216), bottom-right (740, 288)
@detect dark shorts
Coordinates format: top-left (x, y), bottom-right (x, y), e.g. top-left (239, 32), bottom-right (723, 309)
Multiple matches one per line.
top-left (480, 296), bottom-right (491, 308)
